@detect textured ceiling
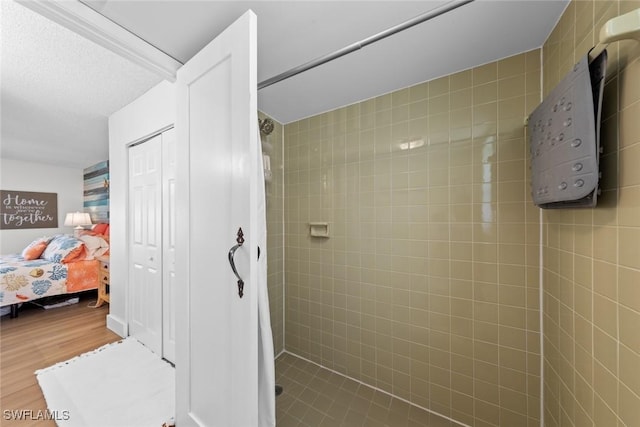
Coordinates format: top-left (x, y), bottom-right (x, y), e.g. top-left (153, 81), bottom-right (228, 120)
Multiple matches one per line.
top-left (1, 0), bottom-right (569, 169)
top-left (0, 0), bottom-right (162, 169)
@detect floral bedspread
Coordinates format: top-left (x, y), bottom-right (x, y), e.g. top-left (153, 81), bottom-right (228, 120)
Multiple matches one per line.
top-left (0, 254), bottom-right (69, 307)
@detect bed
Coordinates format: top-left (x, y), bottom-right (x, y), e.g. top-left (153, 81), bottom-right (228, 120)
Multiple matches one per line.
top-left (0, 231), bottom-right (109, 318)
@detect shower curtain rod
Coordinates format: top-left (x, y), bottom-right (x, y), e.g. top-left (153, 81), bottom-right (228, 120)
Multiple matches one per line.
top-left (257, 0), bottom-right (475, 90)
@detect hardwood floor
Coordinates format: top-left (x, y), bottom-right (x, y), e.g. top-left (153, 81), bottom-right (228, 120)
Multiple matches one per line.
top-left (0, 293), bottom-right (121, 426)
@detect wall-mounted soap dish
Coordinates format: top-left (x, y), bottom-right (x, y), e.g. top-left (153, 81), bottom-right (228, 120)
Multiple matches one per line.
top-left (309, 222), bottom-right (329, 238)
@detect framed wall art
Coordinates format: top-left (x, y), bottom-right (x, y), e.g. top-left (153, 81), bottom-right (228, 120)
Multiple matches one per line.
top-left (0, 190), bottom-right (58, 229)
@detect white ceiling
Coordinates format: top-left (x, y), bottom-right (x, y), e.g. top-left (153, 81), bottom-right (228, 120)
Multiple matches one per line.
top-left (0, 0), bottom-right (163, 169)
top-left (1, 0), bottom-right (569, 169)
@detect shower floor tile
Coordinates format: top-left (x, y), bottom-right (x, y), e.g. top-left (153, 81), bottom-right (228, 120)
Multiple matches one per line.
top-left (275, 353), bottom-right (458, 427)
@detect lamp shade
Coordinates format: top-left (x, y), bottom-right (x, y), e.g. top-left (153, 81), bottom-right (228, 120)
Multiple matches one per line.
top-left (64, 212), bottom-right (92, 227)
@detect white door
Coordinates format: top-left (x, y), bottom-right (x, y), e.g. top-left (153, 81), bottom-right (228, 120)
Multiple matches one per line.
top-left (129, 135), bottom-right (163, 356)
top-left (162, 128), bottom-right (177, 364)
top-left (175, 10), bottom-right (260, 427)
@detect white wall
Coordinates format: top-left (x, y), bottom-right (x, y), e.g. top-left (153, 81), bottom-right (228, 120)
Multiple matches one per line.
top-left (0, 158), bottom-right (84, 254)
top-left (107, 80), bottom-right (175, 337)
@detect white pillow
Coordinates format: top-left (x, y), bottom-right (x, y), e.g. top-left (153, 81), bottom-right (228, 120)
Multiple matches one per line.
top-left (79, 235), bottom-right (109, 260)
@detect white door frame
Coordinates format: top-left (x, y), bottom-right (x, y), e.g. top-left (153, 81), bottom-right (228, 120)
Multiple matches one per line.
top-left (162, 128), bottom-right (177, 364)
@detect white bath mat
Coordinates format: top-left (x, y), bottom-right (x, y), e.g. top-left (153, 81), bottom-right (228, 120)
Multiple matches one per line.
top-left (36, 337), bottom-right (174, 427)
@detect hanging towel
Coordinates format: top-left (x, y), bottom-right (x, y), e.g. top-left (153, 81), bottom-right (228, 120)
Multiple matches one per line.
top-left (257, 130), bottom-right (276, 427)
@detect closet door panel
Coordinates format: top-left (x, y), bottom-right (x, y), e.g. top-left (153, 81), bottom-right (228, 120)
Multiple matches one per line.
top-left (128, 134), bottom-right (163, 356)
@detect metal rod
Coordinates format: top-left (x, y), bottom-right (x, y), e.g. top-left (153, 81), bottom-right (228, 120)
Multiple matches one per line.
top-left (257, 0), bottom-right (475, 90)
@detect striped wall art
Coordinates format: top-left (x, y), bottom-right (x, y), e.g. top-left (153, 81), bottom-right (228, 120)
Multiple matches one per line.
top-left (83, 161), bottom-right (109, 223)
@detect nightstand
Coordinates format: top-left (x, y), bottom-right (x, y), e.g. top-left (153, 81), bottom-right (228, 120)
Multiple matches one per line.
top-left (93, 255), bottom-right (110, 308)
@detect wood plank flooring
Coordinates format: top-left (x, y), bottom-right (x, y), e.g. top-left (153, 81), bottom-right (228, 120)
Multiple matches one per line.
top-left (1, 294), bottom-right (458, 427)
top-left (0, 293), bottom-right (120, 426)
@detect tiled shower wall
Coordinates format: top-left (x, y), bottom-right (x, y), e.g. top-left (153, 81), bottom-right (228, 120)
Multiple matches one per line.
top-left (542, 1), bottom-right (640, 426)
top-left (284, 50), bottom-right (543, 426)
top-left (260, 111), bottom-right (285, 355)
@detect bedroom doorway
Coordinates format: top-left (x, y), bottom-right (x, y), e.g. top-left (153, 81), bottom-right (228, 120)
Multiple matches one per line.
top-left (127, 128), bottom-right (176, 362)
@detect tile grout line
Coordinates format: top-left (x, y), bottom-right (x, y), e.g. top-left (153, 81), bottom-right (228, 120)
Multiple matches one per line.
top-left (281, 350), bottom-right (471, 427)
top-left (538, 45), bottom-right (545, 427)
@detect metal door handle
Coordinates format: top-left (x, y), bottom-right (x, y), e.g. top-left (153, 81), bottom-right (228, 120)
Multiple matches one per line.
top-left (228, 228), bottom-right (245, 298)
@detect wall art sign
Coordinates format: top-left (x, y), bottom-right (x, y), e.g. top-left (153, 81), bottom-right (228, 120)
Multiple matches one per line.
top-left (0, 190), bottom-right (58, 229)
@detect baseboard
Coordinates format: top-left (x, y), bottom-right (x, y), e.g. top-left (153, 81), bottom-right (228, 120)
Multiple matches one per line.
top-left (106, 314), bottom-right (128, 337)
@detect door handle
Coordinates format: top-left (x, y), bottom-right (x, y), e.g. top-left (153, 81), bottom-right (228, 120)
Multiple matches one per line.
top-left (228, 228), bottom-right (245, 298)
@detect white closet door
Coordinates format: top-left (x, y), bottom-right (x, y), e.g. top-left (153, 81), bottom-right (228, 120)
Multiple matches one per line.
top-left (128, 135), bottom-right (163, 356)
top-left (162, 128), bottom-right (177, 364)
top-left (175, 10), bottom-right (259, 427)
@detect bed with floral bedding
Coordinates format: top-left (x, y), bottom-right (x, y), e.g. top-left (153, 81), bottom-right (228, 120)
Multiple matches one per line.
top-left (0, 233), bottom-right (109, 317)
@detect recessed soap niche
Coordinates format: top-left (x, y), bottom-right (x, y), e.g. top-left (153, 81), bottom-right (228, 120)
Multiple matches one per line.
top-left (309, 222), bottom-right (329, 238)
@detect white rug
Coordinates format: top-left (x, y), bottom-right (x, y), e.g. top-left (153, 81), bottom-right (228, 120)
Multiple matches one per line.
top-left (36, 337), bottom-right (174, 427)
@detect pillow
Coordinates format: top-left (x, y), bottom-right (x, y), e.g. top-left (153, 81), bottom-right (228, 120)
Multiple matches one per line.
top-left (78, 235), bottom-right (109, 260)
top-left (62, 245), bottom-right (87, 263)
top-left (41, 235), bottom-right (85, 264)
top-left (21, 237), bottom-right (51, 260)
top-left (93, 223), bottom-right (109, 236)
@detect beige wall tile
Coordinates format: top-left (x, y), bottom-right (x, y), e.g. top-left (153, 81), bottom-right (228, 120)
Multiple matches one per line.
top-left (619, 226), bottom-right (640, 269)
top-left (620, 305), bottom-right (640, 354)
top-left (619, 381), bottom-right (640, 427)
top-left (541, 8), bottom-right (640, 426)
top-left (619, 266), bottom-right (640, 312)
top-left (620, 100), bottom-right (640, 148)
top-left (620, 144), bottom-right (640, 187)
top-left (620, 57), bottom-right (640, 109)
top-left (279, 16), bottom-right (640, 424)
